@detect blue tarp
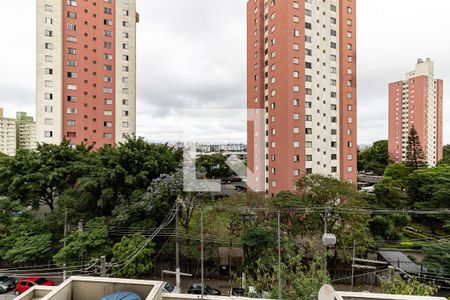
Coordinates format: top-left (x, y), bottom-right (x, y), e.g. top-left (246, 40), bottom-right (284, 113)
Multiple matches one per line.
top-left (100, 291), bottom-right (142, 300)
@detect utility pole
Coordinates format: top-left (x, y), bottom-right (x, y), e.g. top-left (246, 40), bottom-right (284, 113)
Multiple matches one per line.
top-left (100, 256), bottom-right (107, 277)
top-left (63, 210), bottom-right (67, 281)
top-left (351, 240), bottom-right (356, 290)
top-left (200, 207), bottom-right (204, 300)
top-left (175, 199), bottom-right (180, 290)
top-left (277, 211), bottom-right (281, 300)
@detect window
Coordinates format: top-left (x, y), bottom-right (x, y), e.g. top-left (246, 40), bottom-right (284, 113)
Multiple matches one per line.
top-left (44, 105), bottom-right (53, 113)
top-left (305, 62), bottom-right (312, 69)
top-left (103, 87), bottom-right (113, 94)
top-left (293, 29), bottom-right (300, 37)
top-left (67, 0), bottom-right (77, 6)
top-left (45, 80), bottom-right (53, 87)
top-left (67, 23), bottom-right (77, 31)
top-left (67, 48), bottom-right (77, 54)
top-left (45, 4), bottom-right (53, 12)
top-left (330, 4), bottom-right (337, 12)
top-left (123, 21), bottom-right (129, 27)
top-left (293, 16), bottom-right (299, 23)
top-left (293, 113), bottom-right (300, 120)
top-left (67, 84), bottom-right (77, 90)
top-left (293, 57), bottom-right (299, 64)
top-left (104, 54), bottom-right (113, 60)
top-left (122, 122), bottom-right (129, 128)
top-left (67, 72), bottom-right (77, 78)
top-left (293, 43), bottom-right (300, 50)
top-left (104, 98), bottom-right (113, 105)
top-left (104, 19), bottom-right (113, 26)
top-left (293, 99), bottom-right (299, 106)
top-left (67, 60), bottom-right (77, 66)
top-left (293, 71), bottom-right (299, 78)
top-left (67, 36), bottom-right (77, 42)
top-left (45, 93), bottom-right (53, 100)
top-left (293, 2), bottom-right (299, 9)
top-left (104, 121), bottom-right (113, 128)
top-left (104, 42), bottom-right (112, 49)
top-left (67, 120), bottom-right (76, 126)
top-left (306, 155), bottom-right (312, 161)
top-left (104, 110), bottom-right (113, 116)
top-left (305, 128), bottom-right (312, 134)
top-left (293, 141), bottom-right (300, 148)
top-left (44, 131), bottom-right (53, 138)
top-left (67, 11), bottom-right (77, 18)
top-left (104, 30), bottom-right (113, 37)
top-left (122, 110), bottom-right (129, 117)
top-left (45, 17), bottom-right (53, 24)
top-left (305, 141), bottom-right (312, 148)
top-left (305, 115), bottom-right (312, 121)
top-left (104, 8), bottom-right (112, 14)
top-left (45, 30), bottom-right (53, 37)
top-left (104, 64), bottom-right (113, 71)
top-left (67, 96), bottom-right (76, 102)
top-left (67, 108), bottom-right (77, 114)
top-left (45, 68), bottom-right (53, 75)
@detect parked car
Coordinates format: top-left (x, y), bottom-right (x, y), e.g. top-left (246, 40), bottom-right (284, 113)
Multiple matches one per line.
top-left (162, 281), bottom-right (180, 294)
top-left (187, 284), bottom-right (221, 295)
top-left (14, 276), bottom-right (55, 296)
top-left (0, 276), bottom-right (17, 294)
top-left (230, 287), bottom-right (245, 296)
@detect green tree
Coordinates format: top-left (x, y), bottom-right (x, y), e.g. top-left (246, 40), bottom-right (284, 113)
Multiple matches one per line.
top-left (111, 234), bottom-right (155, 278)
top-left (66, 136), bottom-right (182, 218)
top-left (405, 126), bottom-right (427, 170)
top-left (53, 218), bottom-right (110, 267)
top-left (438, 145), bottom-right (450, 165)
top-left (381, 274), bottom-right (438, 296)
top-left (4, 234), bottom-right (52, 265)
top-left (406, 165), bottom-right (450, 209)
top-left (0, 197), bottom-right (53, 265)
top-left (373, 179), bottom-right (408, 209)
top-left (274, 175), bottom-right (375, 262)
top-left (383, 163), bottom-right (412, 188)
top-left (196, 153), bottom-right (234, 179)
top-left (358, 140), bottom-right (389, 175)
top-left (245, 253), bottom-right (330, 300)
top-left (423, 242), bottom-right (450, 275)
top-left (0, 142), bottom-right (92, 211)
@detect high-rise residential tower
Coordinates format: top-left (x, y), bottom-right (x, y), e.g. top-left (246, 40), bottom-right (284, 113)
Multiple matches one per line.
top-left (388, 59), bottom-right (443, 166)
top-left (16, 112), bottom-right (37, 151)
top-left (0, 108), bottom-right (17, 156)
top-left (36, 0), bottom-right (137, 147)
top-left (247, 0), bottom-right (357, 195)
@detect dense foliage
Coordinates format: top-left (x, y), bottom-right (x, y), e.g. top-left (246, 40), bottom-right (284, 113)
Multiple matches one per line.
top-left (358, 140), bottom-right (389, 175)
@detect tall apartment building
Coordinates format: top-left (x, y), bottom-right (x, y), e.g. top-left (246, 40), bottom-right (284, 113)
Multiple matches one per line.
top-left (0, 108), bottom-right (17, 156)
top-left (388, 59), bottom-right (443, 166)
top-left (247, 0), bottom-right (357, 195)
top-left (36, 0), bottom-right (137, 147)
top-left (16, 112), bottom-right (37, 151)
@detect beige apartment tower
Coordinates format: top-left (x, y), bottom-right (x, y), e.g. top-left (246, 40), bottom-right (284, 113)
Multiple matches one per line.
top-left (16, 112), bottom-right (37, 151)
top-left (0, 108), bottom-right (17, 156)
top-left (388, 59), bottom-right (444, 166)
top-left (247, 0), bottom-right (357, 195)
top-left (36, 0), bottom-right (137, 147)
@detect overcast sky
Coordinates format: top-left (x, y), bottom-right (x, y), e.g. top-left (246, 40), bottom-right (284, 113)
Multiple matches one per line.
top-left (0, 0), bottom-right (449, 145)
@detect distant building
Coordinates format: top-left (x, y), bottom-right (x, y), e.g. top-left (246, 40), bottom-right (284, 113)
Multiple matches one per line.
top-left (16, 112), bottom-right (37, 151)
top-left (0, 108), bottom-right (17, 156)
top-left (388, 59), bottom-right (444, 166)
